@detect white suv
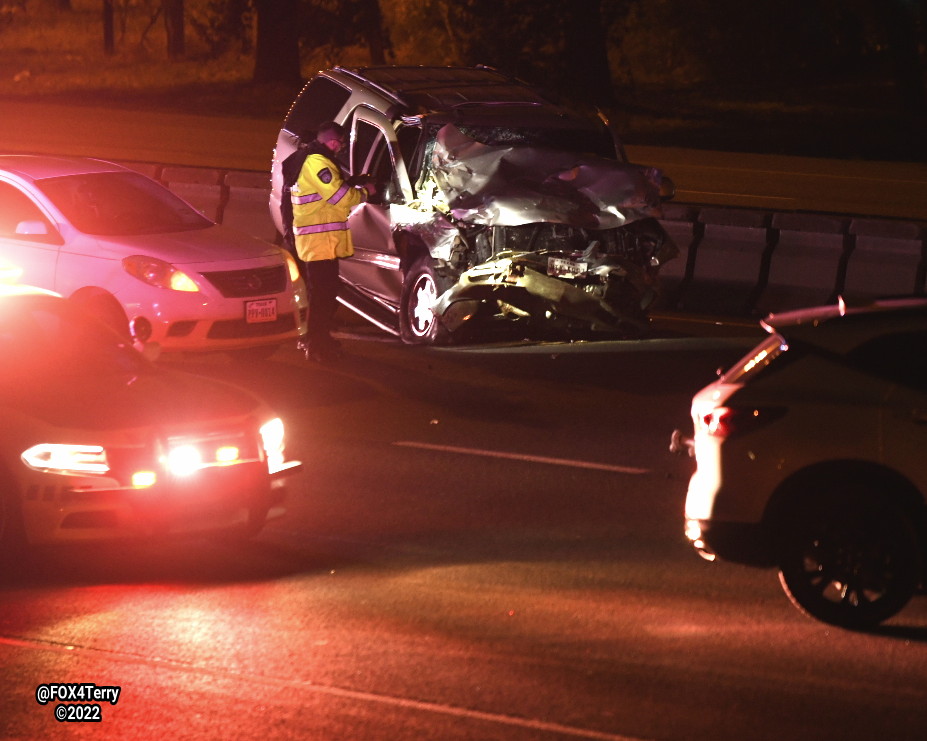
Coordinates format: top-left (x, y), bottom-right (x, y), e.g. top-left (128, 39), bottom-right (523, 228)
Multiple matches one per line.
top-left (673, 298), bottom-right (927, 629)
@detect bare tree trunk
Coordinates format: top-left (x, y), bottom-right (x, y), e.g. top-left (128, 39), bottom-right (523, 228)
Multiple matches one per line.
top-left (563, 0), bottom-right (614, 105)
top-left (164, 0), bottom-right (185, 59)
top-left (881, 0), bottom-right (927, 112)
top-left (359, 0), bottom-right (390, 64)
top-left (253, 0), bottom-right (302, 85)
top-left (102, 0), bottom-right (115, 55)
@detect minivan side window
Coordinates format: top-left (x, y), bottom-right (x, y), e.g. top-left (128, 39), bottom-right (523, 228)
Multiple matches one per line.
top-left (284, 77), bottom-right (351, 141)
top-left (352, 120), bottom-right (403, 204)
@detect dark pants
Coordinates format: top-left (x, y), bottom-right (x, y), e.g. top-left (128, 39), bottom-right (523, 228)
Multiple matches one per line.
top-left (304, 258), bottom-right (340, 350)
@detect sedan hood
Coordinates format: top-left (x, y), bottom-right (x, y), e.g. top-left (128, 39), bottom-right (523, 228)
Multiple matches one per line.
top-left (94, 224), bottom-right (282, 266)
top-left (6, 366), bottom-right (263, 432)
top-left (429, 124), bottom-right (665, 229)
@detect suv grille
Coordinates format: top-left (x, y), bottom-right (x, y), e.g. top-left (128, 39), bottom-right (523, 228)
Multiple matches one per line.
top-left (201, 266), bottom-right (286, 298)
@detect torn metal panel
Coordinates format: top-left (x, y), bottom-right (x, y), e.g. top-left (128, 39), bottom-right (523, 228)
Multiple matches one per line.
top-left (430, 124), bottom-right (665, 229)
top-left (434, 247), bottom-right (661, 336)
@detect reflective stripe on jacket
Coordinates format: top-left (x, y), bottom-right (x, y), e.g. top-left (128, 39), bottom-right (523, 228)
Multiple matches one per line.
top-left (291, 152), bottom-right (365, 262)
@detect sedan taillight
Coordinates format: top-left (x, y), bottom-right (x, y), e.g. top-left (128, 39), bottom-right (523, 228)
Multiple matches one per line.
top-left (697, 406), bottom-right (785, 439)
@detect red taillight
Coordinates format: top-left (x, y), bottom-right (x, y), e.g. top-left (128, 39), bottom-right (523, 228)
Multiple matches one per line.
top-left (698, 406), bottom-right (784, 439)
top-left (700, 407), bottom-right (736, 437)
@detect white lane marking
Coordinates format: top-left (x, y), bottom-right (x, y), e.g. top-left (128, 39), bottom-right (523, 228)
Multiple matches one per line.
top-left (0, 634), bottom-right (652, 741)
top-left (393, 441), bottom-right (649, 475)
top-left (677, 189), bottom-right (796, 204)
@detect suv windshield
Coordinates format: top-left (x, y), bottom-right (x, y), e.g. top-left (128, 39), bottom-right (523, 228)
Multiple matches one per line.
top-left (37, 172), bottom-right (211, 236)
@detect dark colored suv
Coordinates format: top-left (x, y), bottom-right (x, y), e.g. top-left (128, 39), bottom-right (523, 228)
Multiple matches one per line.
top-left (271, 66), bottom-right (677, 344)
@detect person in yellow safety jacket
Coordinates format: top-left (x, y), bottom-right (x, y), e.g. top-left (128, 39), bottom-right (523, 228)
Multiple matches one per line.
top-left (291, 121), bottom-right (375, 362)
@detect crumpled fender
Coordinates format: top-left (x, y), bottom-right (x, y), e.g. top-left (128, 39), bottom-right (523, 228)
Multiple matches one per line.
top-left (433, 254), bottom-right (648, 334)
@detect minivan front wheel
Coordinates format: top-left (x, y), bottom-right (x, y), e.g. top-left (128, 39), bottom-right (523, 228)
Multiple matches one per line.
top-left (399, 258), bottom-right (451, 344)
top-left (777, 494), bottom-right (921, 630)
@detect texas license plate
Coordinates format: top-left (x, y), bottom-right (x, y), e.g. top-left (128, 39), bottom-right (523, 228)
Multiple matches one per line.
top-left (547, 256), bottom-right (587, 277)
top-left (245, 299), bottom-right (277, 323)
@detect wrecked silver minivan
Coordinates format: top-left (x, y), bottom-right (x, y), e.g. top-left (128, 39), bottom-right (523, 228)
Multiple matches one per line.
top-left (270, 66), bottom-right (677, 343)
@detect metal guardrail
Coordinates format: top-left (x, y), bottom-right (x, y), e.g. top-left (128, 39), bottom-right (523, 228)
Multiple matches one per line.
top-left (127, 161), bottom-right (927, 319)
top-left (657, 201), bottom-right (926, 317)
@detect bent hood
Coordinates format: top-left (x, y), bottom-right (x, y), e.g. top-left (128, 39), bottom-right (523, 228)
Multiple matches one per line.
top-left (429, 124), bottom-right (665, 229)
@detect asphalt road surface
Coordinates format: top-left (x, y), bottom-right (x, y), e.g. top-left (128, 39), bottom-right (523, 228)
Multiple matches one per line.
top-left (2, 99), bottom-right (927, 220)
top-left (2, 101), bottom-right (927, 740)
top-left (2, 334), bottom-right (926, 740)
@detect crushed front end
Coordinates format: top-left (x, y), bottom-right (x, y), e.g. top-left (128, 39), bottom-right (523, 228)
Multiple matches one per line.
top-left (398, 123), bottom-right (678, 340)
top-left (435, 217), bottom-right (675, 338)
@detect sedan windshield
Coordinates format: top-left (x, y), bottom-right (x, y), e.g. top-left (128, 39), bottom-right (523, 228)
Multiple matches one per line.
top-left (37, 171), bottom-right (211, 236)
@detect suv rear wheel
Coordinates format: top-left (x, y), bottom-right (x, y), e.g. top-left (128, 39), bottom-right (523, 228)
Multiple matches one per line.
top-left (400, 257), bottom-right (451, 344)
top-left (777, 492), bottom-right (921, 629)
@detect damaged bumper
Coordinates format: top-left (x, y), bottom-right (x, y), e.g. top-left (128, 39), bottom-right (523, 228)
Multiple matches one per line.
top-left (434, 248), bottom-right (663, 336)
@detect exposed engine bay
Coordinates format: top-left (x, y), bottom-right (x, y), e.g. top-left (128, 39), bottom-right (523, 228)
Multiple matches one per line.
top-left (391, 124), bottom-right (678, 338)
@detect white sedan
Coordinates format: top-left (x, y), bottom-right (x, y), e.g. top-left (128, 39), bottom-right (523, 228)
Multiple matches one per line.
top-left (0, 154), bottom-right (307, 357)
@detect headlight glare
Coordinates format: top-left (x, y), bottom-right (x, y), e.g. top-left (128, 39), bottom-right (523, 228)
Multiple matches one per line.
top-left (165, 445), bottom-right (202, 476)
top-left (22, 443), bottom-right (109, 474)
top-left (260, 417), bottom-right (286, 473)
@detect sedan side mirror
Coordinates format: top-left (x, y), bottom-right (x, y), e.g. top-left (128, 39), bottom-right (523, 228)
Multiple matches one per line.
top-left (15, 220), bottom-right (49, 236)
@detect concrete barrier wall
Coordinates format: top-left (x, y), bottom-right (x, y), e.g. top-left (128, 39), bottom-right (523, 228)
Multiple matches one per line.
top-left (124, 161), bottom-right (927, 318)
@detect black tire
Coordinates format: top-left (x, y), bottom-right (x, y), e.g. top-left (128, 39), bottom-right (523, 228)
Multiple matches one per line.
top-left (777, 493), bottom-right (921, 629)
top-left (399, 257), bottom-right (451, 345)
top-left (69, 287), bottom-right (131, 340)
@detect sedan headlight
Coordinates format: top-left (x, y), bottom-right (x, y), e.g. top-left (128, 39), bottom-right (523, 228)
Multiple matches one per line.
top-left (281, 250), bottom-right (302, 284)
top-left (123, 255), bottom-right (200, 292)
top-left (21, 443), bottom-right (109, 474)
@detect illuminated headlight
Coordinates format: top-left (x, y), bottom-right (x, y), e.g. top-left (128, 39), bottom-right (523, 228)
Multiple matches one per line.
top-left (165, 445), bottom-right (203, 476)
top-left (163, 443), bottom-right (242, 477)
top-left (281, 250), bottom-right (302, 284)
top-left (260, 418), bottom-right (286, 474)
top-left (21, 443), bottom-right (109, 475)
top-left (123, 255), bottom-right (200, 292)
